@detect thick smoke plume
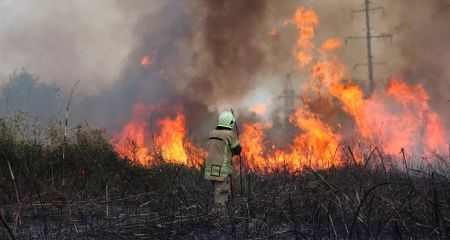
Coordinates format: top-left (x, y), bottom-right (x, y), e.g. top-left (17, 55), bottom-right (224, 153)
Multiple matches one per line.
top-left (183, 0), bottom-right (269, 105)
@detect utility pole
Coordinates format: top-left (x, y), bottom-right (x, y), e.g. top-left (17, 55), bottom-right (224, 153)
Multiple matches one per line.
top-left (346, 0), bottom-right (392, 93)
top-left (281, 74), bottom-right (295, 126)
top-left (274, 74), bottom-right (300, 135)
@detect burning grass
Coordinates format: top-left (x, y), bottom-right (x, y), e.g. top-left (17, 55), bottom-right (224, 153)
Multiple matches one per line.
top-left (110, 6), bottom-right (448, 175)
top-left (0, 116), bottom-right (449, 239)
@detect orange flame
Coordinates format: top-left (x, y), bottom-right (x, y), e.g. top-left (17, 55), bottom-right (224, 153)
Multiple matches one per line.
top-left (113, 103), bottom-right (205, 168)
top-left (241, 123), bottom-right (270, 171)
top-left (242, 110), bottom-right (341, 172)
top-left (113, 102), bottom-right (153, 164)
top-left (250, 103), bottom-right (268, 115)
top-left (141, 55), bottom-right (153, 67)
top-left (155, 114), bottom-right (205, 168)
top-left (286, 7), bottom-right (318, 67)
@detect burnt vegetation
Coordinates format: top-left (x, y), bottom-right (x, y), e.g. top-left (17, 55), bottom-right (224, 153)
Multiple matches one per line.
top-left (0, 116), bottom-right (449, 239)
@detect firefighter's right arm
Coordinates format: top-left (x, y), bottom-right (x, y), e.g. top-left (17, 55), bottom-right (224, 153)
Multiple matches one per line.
top-left (231, 141), bottom-right (242, 156)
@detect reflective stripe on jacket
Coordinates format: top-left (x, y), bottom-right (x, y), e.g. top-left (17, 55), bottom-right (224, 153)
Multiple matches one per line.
top-left (204, 128), bottom-right (241, 181)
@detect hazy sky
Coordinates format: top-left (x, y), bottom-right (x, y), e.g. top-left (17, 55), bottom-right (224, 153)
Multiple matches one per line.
top-left (0, 0), bottom-right (140, 96)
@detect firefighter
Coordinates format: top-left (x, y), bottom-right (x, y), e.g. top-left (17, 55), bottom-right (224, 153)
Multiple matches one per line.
top-left (204, 111), bottom-right (242, 207)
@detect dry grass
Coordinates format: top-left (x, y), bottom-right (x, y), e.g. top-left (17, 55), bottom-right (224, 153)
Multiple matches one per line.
top-left (0, 116), bottom-right (449, 239)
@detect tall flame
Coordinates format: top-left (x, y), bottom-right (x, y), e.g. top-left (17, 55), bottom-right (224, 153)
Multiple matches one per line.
top-left (286, 7), bottom-right (318, 67)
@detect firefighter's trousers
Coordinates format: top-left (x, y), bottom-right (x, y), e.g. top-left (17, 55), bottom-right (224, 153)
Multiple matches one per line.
top-left (211, 179), bottom-right (231, 205)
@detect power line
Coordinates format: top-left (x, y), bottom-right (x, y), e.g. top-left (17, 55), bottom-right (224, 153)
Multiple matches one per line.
top-left (346, 0), bottom-right (392, 94)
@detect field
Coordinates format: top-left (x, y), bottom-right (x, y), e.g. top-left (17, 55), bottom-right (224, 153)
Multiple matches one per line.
top-left (0, 116), bottom-right (449, 239)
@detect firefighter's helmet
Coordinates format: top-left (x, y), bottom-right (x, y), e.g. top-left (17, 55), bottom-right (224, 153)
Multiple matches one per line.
top-left (217, 111), bottom-right (235, 129)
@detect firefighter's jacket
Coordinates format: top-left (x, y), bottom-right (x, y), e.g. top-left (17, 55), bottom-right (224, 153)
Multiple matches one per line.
top-left (204, 128), bottom-right (242, 181)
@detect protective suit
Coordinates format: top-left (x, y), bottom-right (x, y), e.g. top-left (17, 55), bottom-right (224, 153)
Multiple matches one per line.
top-left (204, 111), bottom-right (242, 206)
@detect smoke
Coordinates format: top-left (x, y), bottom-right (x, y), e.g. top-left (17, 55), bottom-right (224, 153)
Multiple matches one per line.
top-left (0, 0), bottom-right (449, 132)
top-left (390, 0), bottom-right (450, 121)
top-left (75, 0), bottom-right (278, 131)
top-left (181, 0), bottom-right (270, 106)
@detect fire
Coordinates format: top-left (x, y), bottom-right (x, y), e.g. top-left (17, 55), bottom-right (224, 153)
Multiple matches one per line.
top-left (113, 103), bottom-right (205, 168)
top-left (250, 103), bottom-right (268, 115)
top-left (356, 78), bottom-right (445, 155)
top-left (268, 28), bottom-right (278, 37)
top-left (155, 114), bottom-right (205, 168)
top-left (155, 114), bottom-right (190, 163)
top-left (140, 55), bottom-right (153, 67)
top-left (289, 109), bottom-right (341, 169)
top-left (113, 6), bottom-right (447, 174)
top-left (113, 102), bottom-right (153, 164)
top-left (242, 109), bottom-right (341, 172)
top-left (241, 123), bottom-right (270, 171)
top-left (286, 7), bottom-right (318, 67)
top-left (239, 6), bottom-right (447, 172)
